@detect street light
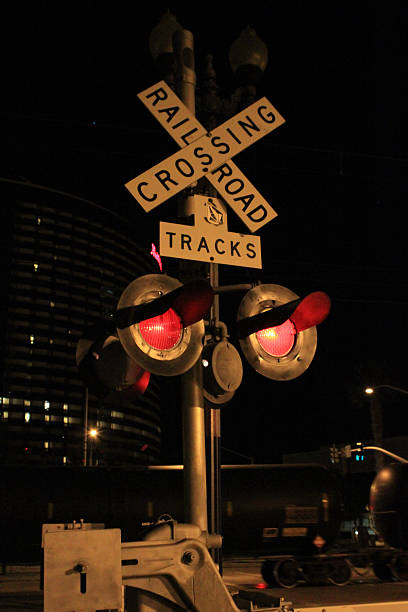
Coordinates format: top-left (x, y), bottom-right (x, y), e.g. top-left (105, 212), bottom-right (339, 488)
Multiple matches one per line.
top-left (365, 385), bottom-right (408, 396)
top-left (364, 384), bottom-right (408, 472)
top-left (87, 427), bottom-right (99, 467)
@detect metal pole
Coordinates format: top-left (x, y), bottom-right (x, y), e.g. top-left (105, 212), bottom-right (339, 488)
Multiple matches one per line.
top-left (174, 28), bottom-right (208, 532)
top-left (181, 361), bottom-right (208, 529)
top-left (83, 386), bottom-right (88, 467)
top-left (208, 262), bottom-right (222, 568)
top-left (369, 393), bottom-right (385, 471)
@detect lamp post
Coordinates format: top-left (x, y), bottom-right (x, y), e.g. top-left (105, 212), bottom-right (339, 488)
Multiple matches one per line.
top-left (365, 385), bottom-right (408, 396)
top-left (88, 427), bottom-right (98, 467)
top-left (149, 11), bottom-right (268, 548)
top-left (364, 385), bottom-right (408, 471)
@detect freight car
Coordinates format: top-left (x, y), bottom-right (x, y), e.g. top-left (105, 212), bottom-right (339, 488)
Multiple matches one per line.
top-left (1, 463), bottom-right (407, 587)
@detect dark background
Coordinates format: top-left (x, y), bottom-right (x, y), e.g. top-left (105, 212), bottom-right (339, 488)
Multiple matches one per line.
top-left (3, 2), bottom-right (408, 464)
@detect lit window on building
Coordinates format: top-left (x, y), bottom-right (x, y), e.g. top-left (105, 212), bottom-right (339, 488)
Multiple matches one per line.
top-left (50, 301), bottom-right (55, 308)
top-left (111, 411), bottom-right (124, 419)
top-left (24, 412), bottom-right (31, 423)
top-left (2, 411), bottom-right (9, 420)
top-left (63, 403), bottom-right (68, 411)
top-left (24, 399), bottom-right (31, 407)
top-left (44, 400), bottom-right (50, 410)
top-left (30, 334), bottom-right (35, 345)
top-left (63, 456), bottom-right (67, 464)
top-left (44, 441), bottom-right (49, 449)
top-left (1, 397), bottom-right (9, 405)
top-left (45, 414), bottom-right (50, 422)
top-left (33, 263), bottom-right (39, 272)
top-left (63, 416), bottom-right (69, 425)
top-left (37, 217), bottom-right (41, 225)
top-left (49, 338), bottom-right (54, 344)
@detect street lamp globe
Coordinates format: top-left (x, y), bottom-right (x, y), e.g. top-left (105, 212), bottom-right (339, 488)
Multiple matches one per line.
top-left (229, 26), bottom-right (268, 84)
top-left (149, 10), bottom-right (182, 59)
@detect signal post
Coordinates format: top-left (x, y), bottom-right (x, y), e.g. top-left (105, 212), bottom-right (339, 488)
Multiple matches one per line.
top-left (45, 16), bottom-right (332, 612)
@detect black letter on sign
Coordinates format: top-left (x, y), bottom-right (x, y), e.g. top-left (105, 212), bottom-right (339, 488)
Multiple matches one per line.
top-left (211, 163), bottom-right (233, 183)
top-left (257, 105), bottom-right (276, 124)
top-left (175, 158), bottom-right (195, 178)
top-left (215, 239), bottom-right (225, 255)
top-left (159, 105), bottom-right (180, 123)
top-left (248, 205), bottom-right (268, 222)
top-left (225, 178), bottom-right (244, 195)
top-left (194, 147), bottom-right (213, 169)
top-left (238, 116), bottom-right (260, 137)
top-left (137, 182), bottom-right (157, 202)
top-left (197, 236), bottom-right (210, 253)
top-left (155, 170), bottom-right (178, 191)
top-left (166, 232), bottom-right (176, 248)
top-left (233, 193), bottom-right (254, 213)
top-left (246, 243), bottom-right (257, 259)
top-left (210, 136), bottom-right (230, 155)
top-left (181, 234), bottom-right (192, 250)
top-left (181, 128), bottom-right (199, 145)
top-left (230, 241), bottom-right (241, 257)
top-left (146, 87), bottom-right (168, 106)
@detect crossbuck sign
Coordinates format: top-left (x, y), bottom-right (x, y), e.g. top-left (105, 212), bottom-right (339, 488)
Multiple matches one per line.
top-left (125, 81), bottom-right (285, 234)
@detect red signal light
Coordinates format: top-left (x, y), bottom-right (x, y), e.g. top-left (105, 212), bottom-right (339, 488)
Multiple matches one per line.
top-left (237, 284), bottom-right (330, 381)
top-left (116, 275), bottom-right (209, 376)
top-left (256, 319), bottom-right (296, 357)
top-left (139, 308), bottom-right (182, 351)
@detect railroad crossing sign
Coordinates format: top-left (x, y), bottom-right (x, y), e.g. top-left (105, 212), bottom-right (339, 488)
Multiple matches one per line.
top-left (160, 195), bottom-right (262, 268)
top-left (125, 81), bottom-right (285, 233)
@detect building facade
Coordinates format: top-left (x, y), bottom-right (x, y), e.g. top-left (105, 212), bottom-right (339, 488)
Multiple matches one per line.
top-left (0, 178), bottom-right (162, 467)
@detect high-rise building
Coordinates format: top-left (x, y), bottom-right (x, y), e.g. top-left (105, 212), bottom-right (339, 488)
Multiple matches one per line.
top-left (0, 178), bottom-right (162, 467)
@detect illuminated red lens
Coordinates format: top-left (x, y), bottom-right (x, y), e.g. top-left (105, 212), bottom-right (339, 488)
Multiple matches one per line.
top-left (256, 319), bottom-right (296, 357)
top-left (139, 308), bottom-right (182, 350)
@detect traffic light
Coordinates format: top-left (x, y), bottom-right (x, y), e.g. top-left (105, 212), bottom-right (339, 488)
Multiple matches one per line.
top-left (114, 274), bottom-right (213, 376)
top-left (76, 320), bottom-right (150, 397)
top-left (236, 284), bottom-right (331, 380)
top-left (355, 442), bottom-right (365, 462)
top-left (329, 445), bottom-right (340, 464)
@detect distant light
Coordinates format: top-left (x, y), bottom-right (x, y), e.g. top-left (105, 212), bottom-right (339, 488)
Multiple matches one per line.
top-left (89, 428), bottom-right (98, 438)
top-left (365, 387), bottom-right (374, 395)
top-left (256, 582), bottom-right (268, 589)
top-left (202, 358), bottom-right (209, 368)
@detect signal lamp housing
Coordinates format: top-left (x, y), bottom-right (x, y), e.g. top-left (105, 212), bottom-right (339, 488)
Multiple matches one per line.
top-left (237, 284), bottom-right (330, 381)
top-left (115, 274), bottom-right (212, 376)
top-left (76, 323), bottom-right (150, 397)
top-left (202, 339), bottom-right (243, 405)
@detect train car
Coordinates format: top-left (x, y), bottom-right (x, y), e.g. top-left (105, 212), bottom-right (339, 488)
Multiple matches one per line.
top-left (1, 462), bottom-right (407, 586)
top-left (368, 462), bottom-right (408, 582)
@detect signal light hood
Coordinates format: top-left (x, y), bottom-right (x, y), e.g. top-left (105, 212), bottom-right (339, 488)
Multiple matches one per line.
top-left (116, 274), bottom-right (210, 377)
top-left (236, 290), bottom-right (331, 339)
top-left (115, 278), bottom-right (213, 330)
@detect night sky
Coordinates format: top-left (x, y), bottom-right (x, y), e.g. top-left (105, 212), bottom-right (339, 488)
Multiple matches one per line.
top-left (4, 2), bottom-right (408, 464)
